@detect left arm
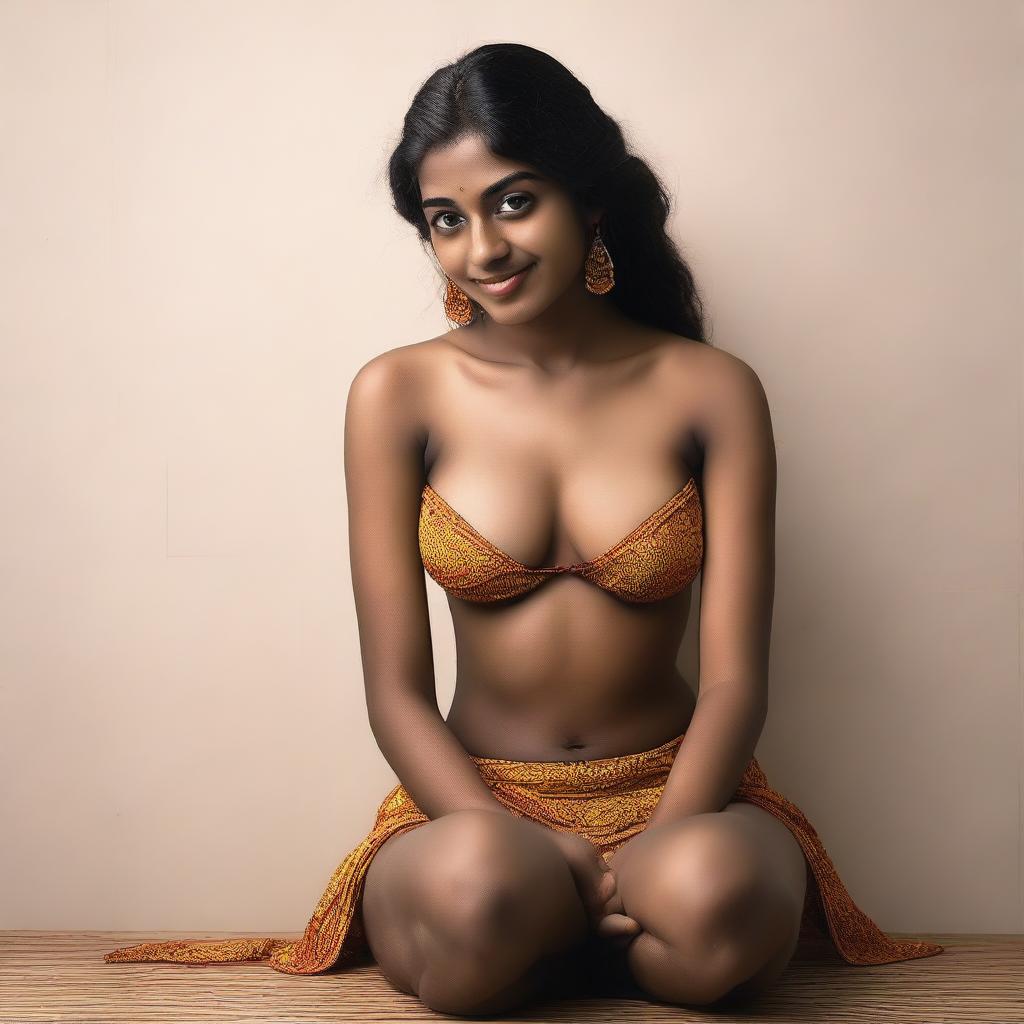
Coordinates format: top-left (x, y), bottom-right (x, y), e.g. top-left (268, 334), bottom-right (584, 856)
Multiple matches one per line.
top-left (646, 352), bottom-right (777, 827)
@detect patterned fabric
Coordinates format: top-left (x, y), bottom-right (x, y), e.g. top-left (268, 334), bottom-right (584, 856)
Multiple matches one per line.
top-left (418, 478), bottom-right (704, 604)
top-left (104, 730), bottom-right (943, 974)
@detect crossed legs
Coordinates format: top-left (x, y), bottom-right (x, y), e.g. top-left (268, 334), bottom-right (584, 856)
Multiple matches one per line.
top-left (360, 802), bottom-right (808, 1015)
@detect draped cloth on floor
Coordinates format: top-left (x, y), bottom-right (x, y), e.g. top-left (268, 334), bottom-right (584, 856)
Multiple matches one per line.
top-left (104, 731), bottom-right (943, 973)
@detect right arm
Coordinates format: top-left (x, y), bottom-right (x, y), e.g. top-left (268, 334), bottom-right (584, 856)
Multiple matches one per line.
top-left (343, 350), bottom-right (511, 820)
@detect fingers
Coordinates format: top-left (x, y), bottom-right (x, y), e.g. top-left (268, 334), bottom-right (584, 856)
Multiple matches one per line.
top-left (592, 870), bottom-right (642, 943)
top-left (601, 885), bottom-right (625, 918)
top-left (600, 889), bottom-right (639, 931)
top-left (597, 912), bottom-right (642, 944)
top-left (584, 867), bottom-right (617, 925)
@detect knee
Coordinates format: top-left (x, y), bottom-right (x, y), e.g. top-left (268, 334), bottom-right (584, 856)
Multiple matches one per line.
top-left (425, 810), bottom-right (577, 942)
top-left (412, 811), bottom-right (583, 1015)
top-left (632, 824), bottom-right (780, 946)
top-left (625, 829), bottom-right (801, 1006)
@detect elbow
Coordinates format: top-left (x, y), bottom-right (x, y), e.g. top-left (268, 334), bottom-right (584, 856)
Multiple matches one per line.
top-left (366, 690), bottom-right (437, 735)
top-left (699, 678), bottom-right (769, 715)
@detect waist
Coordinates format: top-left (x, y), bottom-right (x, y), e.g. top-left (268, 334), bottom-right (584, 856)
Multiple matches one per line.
top-left (446, 677), bottom-right (696, 763)
top-left (467, 729), bottom-right (686, 793)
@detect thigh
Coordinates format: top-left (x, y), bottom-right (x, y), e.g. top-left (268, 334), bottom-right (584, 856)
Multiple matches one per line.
top-left (611, 800), bottom-right (808, 946)
top-left (360, 810), bottom-right (590, 998)
top-left (716, 798), bottom-right (811, 913)
top-left (359, 824), bottom-right (432, 994)
top-left (719, 799), bottom-right (809, 903)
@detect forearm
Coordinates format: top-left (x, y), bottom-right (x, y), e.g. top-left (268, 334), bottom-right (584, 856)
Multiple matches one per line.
top-left (369, 695), bottom-right (512, 820)
top-left (647, 684), bottom-right (768, 827)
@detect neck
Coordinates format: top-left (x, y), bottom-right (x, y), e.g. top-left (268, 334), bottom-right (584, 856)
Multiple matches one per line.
top-left (462, 284), bottom-right (638, 376)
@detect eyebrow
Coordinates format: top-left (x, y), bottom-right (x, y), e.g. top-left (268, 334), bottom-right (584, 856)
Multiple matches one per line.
top-left (420, 171), bottom-right (546, 210)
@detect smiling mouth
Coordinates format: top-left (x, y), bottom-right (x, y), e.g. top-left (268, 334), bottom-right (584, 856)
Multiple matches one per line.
top-left (473, 264), bottom-right (534, 284)
top-left (470, 263), bottom-right (536, 297)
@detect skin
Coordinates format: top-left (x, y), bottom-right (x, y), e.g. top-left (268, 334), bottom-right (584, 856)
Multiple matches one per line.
top-left (351, 133), bottom-right (807, 1013)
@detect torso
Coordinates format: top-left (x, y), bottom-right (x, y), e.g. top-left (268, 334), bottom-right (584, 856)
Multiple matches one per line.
top-left (407, 325), bottom-right (710, 762)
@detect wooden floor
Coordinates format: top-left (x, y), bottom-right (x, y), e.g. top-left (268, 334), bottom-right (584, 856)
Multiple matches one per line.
top-left (1, 931), bottom-right (1020, 1023)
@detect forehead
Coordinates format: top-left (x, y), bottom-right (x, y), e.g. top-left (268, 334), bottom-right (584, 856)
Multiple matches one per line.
top-left (418, 134), bottom-right (539, 196)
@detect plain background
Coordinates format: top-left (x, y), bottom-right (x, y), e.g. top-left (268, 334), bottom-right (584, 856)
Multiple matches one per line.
top-left (1, 0), bottom-right (1020, 936)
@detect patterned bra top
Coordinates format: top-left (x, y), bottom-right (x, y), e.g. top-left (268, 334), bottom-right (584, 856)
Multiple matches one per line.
top-left (419, 476), bottom-right (703, 604)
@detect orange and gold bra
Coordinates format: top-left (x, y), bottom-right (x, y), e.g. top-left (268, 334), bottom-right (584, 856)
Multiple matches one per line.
top-left (419, 476), bottom-right (703, 604)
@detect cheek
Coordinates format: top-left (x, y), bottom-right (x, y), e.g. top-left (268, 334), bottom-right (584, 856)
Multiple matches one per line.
top-left (520, 217), bottom-right (586, 277)
top-left (541, 237), bottom-right (588, 289)
top-left (535, 212), bottom-right (583, 255)
top-left (432, 246), bottom-right (465, 282)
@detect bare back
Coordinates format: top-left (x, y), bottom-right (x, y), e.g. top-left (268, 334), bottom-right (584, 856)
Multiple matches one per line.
top-left (406, 326), bottom-right (709, 761)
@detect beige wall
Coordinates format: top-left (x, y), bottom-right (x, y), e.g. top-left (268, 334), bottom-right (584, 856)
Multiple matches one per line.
top-left (1, 0), bottom-right (1020, 936)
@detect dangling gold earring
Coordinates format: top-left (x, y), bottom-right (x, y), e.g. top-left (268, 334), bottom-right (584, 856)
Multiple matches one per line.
top-left (584, 225), bottom-right (615, 295)
top-left (443, 276), bottom-right (475, 326)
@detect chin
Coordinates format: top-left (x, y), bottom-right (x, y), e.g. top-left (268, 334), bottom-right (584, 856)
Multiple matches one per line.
top-left (479, 292), bottom-right (553, 326)
top-left (479, 307), bottom-right (537, 326)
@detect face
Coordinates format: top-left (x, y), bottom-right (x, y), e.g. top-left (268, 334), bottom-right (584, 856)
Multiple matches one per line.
top-left (417, 133), bottom-right (599, 326)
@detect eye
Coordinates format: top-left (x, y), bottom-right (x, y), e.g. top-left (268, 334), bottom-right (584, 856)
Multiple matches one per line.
top-left (430, 211), bottom-right (463, 232)
top-left (501, 193), bottom-right (532, 213)
top-left (430, 193), bottom-right (535, 234)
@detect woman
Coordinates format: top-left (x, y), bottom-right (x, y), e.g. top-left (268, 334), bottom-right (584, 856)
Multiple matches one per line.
top-left (105, 42), bottom-right (943, 1012)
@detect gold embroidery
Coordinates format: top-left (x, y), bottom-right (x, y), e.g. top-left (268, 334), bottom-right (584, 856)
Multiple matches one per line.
top-left (419, 478), bottom-right (704, 604)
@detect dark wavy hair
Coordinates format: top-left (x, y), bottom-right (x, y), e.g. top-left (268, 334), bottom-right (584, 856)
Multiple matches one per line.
top-left (387, 42), bottom-right (709, 344)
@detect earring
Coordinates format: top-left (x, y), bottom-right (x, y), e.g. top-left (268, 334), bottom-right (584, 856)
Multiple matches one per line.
top-left (443, 276), bottom-right (475, 326)
top-left (584, 225), bottom-right (615, 295)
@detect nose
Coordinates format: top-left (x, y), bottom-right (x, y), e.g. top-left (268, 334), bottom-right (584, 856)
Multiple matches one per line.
top-left (469, 217), bottom-right (512, 270)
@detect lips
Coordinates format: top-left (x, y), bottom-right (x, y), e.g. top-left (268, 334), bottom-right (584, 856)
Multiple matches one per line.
top-left (473, 263), bottom-right (535, 296)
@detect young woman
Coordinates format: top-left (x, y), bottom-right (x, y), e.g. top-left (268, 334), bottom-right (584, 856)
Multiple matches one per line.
top-left (106, 42), bottom-right (943, 1012)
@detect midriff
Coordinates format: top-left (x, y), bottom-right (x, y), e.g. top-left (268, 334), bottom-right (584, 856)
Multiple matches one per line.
top-left (445, 666), bottom-right (697, 763)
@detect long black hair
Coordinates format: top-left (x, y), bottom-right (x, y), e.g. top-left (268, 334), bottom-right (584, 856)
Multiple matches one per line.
top-left (387, 42), bottom-right (709, 344)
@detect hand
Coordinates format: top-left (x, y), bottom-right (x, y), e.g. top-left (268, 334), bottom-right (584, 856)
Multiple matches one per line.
top-left (536, 827), bottom-right (642, 948)
top-left (597, 820), bottom-right (686, 945)
top-left (597, 843), bottom-right (642, 948)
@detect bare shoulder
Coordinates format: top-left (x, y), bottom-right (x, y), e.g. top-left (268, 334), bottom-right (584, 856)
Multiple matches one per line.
top-left (656, 333), bottom-right (763, 388)
top-left (348, 333), bottom-right (450, 389)
top-left (657, 336), bottom-right (771, 436)
top-left (346, 333), bottom-right (453, 423)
